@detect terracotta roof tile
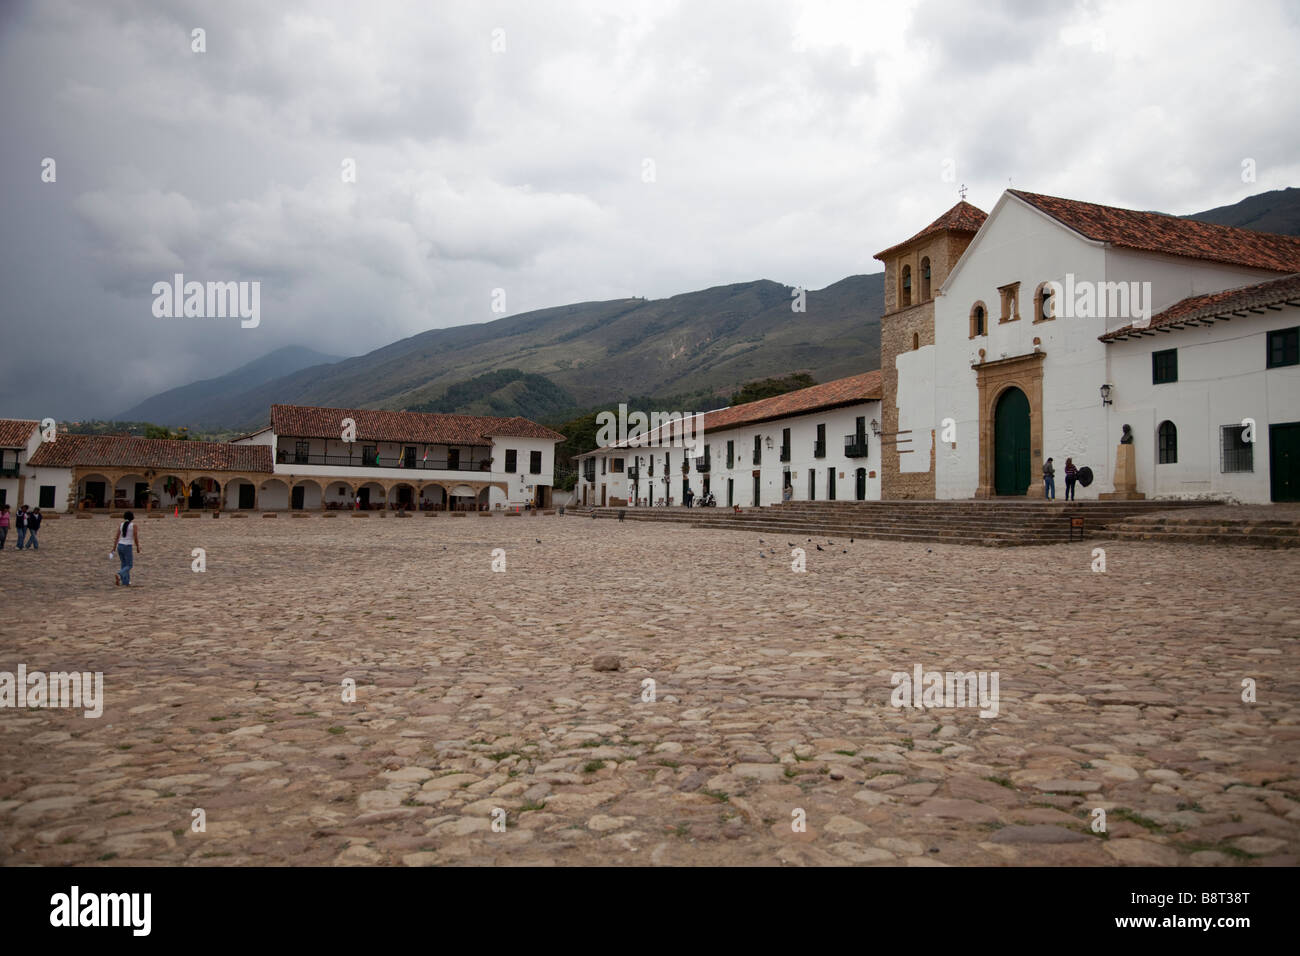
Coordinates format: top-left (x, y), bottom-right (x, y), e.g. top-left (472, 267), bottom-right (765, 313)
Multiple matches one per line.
top-left (874, 201), bottom-right (988, 260)
top-left (703, 371), bottom-right (882, 432)
top-left (1010, 189), bottom-right (1300, 273)
top-left (1099, 273), bottom-right (1300, 342)
top-left (0, 419), bottom-right (38, 449)
top-left (27, 435), bottom-right (273, 472)
top-left (269, 405), bottom-right (564, 445)
top-left (582, 373), bottom-right (883, 457)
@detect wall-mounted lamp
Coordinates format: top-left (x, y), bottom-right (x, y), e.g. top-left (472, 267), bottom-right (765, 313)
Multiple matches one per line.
top-left (870, 418), bottom-right (880, 437)
top-left (1100, 383), bottom-right (1113, 406)
top-left (764, 436), bottom-right (774, 450)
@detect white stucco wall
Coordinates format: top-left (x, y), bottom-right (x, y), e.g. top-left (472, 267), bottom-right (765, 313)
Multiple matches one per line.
top-left (930, 191), bottom-right (1293, 501)
top-left (24, 466), bottom-right (73, 512)
top-left (577, 401), bottom-right (882, 506)
top-left (1107, 304), bottom-right (1300, 502)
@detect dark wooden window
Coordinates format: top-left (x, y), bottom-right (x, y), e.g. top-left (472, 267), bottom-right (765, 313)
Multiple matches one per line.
top-left (1267, 327), bottom-right (1299, 368)
top-left (529, 450), bottom-right (542, 474)
top-left (504, 449), bottom-right (517, 472)
top-left (1152, 348), bottom-right (1178, 384)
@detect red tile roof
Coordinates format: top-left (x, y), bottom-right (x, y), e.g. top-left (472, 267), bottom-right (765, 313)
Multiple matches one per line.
top-left (704, 371), bottom-right (882, 432)
top-left (1099, 273), bottom-right (1300, 342)
top-left (270, 405), bottom-right (564, 445)
top-left (875, 201), bottom-right (988, 260)
top-left (27, 435), bottom-right (273, 472)
top-left (0, 419), bottom-right (38, 449)
top-left (1010, 190), bottom-right (1300, 273)
top-left (579, 372), bottom-right (883, 456)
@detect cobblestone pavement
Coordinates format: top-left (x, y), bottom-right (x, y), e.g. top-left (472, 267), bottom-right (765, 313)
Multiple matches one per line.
top-left (2, 513), bottom-right (1297, 867)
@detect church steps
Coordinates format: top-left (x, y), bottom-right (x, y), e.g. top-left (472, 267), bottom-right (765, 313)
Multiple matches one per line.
top-left (568, 498), bottom-right (1235, 546)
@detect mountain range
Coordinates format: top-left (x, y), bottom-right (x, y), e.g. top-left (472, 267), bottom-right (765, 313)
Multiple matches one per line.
top-left (117, 187), bottom-right (1300, 432)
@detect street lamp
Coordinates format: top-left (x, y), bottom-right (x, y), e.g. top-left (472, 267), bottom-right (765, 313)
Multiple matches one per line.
top-left (764, 435), bottom-right (774, 450)
top-left (870, 418), bottom-right (880, 437)
top-left (1100, 383), bottom-right (1113, 406)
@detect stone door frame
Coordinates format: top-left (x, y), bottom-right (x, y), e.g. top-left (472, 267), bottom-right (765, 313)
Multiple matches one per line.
top-left (973, 350), bottom-right (1045, 499)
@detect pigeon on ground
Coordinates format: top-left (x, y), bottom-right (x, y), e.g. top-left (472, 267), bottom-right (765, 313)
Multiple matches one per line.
top-left (816, 544), bottom-right (824, 551)
top-left (536, 539), bottom-right (542, 544)
top-left (842, 550), bottom-right (847, 553)
top-left (850, 538), bottom-right (854, 543)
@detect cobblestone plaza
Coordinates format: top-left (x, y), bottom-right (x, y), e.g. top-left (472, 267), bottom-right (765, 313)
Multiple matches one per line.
top-left (2, 515), bottom-right (1297, 866)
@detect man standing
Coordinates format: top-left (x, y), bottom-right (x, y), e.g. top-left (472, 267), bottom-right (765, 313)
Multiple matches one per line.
top-left (1042, 458), bottom-right (1056, 500)
top-left (15, 505), bottom-right (28, 549)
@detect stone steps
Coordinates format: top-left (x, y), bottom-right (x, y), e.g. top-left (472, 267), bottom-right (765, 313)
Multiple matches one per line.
top-left (569, 498), bottom-right (1227, 547)
top-left (1108, 514), bottom-right (1300, 548)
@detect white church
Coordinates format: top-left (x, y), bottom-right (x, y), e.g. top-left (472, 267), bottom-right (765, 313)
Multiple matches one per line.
top-left (876, 189), bottom-right (1300, 504)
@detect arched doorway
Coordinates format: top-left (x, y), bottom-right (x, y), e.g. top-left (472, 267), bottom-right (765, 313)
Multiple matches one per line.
top-left (388, 483), bottom-right (416, 510)
top-left (994, 387), bottom-right (1031, 496)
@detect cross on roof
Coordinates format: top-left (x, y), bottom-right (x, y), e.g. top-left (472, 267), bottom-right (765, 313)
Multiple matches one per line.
top-left (958, 183), bottom-right (967, 200)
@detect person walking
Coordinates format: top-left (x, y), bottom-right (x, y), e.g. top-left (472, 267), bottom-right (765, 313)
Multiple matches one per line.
top-left (25, 508), bottom-right (41, 549)
top-left (1064, 458), bottom-right (1078, 501)
top-left (112, 510), bottom-right (141, 586)
top-left (1042, 457), bottom-right (1056, 500)
top-left (0, 504), bottom-right (9, 549)
top-left (15, 505), bottom-right (29, 549)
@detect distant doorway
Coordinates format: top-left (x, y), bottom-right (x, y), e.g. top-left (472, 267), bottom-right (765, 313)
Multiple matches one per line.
top-left (1271, 422), bottom-right (1300, 502)
top-left (994, 386), bottom-right (1031, 496)
top-left (855, 467), bottom-right (866, 500)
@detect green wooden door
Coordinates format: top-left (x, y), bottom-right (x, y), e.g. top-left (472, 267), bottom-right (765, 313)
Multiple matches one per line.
top-left (994, 387), bottom-right (1031, 496)
top-left (1270, 422), bottom-right (1300, 502)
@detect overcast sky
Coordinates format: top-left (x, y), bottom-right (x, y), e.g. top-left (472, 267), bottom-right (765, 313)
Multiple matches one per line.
top-left (2, 0), bottom-right (1298, 419)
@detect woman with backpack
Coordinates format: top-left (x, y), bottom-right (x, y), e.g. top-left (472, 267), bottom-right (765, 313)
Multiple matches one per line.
top-left (111, 511), bottom-right (142, 586)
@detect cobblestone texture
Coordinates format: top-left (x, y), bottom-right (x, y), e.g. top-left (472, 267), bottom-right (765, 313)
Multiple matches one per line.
top-left (1, 514), bottom-right (1297, 866)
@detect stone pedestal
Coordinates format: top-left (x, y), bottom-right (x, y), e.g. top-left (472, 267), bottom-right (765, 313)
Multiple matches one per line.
top-left (1100, 443), bottom-right (1145, 500)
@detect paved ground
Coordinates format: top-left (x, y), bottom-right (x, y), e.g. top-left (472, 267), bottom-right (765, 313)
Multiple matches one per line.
top-left (2, 512), bottom-right (1298, 866)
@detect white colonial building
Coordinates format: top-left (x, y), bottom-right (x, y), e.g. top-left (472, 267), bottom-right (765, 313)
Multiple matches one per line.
top-left (12, 403), bottom-right (563, 512)
top-left (575, 372), bottom-right (883, 507)
top-left (234, 404), bottom-right (565, 510)
top-left (877, 190), bottom-right (1300, 503)
top-left (0, 419), bottom-right (42, 509)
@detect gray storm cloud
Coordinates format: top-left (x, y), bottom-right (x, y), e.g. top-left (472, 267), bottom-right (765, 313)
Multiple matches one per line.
top-left (1, 0), bottom-right (1297, 418)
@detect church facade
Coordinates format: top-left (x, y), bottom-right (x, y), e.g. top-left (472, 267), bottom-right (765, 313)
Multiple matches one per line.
top-left (875, 190), bottom-right (1300, 504)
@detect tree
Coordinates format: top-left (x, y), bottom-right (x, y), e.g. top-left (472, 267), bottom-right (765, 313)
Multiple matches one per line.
top-left (730, 373), bottom-right (817, 406)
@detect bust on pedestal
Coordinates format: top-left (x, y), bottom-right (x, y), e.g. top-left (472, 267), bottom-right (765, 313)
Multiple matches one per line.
top-left (1100, 424), bottom-right (1146, 500)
